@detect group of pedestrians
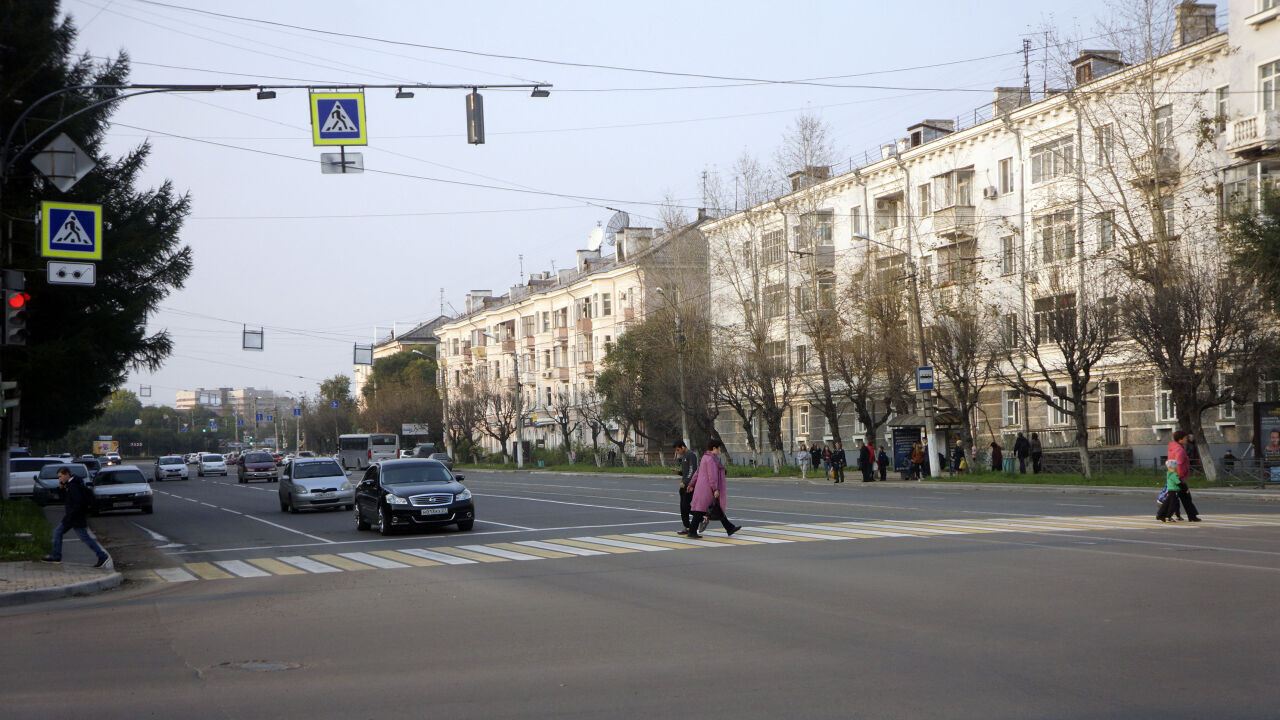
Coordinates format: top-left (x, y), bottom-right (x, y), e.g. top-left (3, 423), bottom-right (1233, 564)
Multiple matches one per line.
top-left (1011, 432), bottom-right (1044, 473)
top-left (1158, 430), bottom-right (1202, 523)
top-left (797, 440), bottom-right (890, 482)
top-left (675, 440), bottom-right (742, 539)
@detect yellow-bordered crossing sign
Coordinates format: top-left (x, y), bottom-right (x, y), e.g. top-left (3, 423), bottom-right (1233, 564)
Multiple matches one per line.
top-left (41, 201), bottom-right (103, 260)
top-left (310, 92), bottom-right (367, 146)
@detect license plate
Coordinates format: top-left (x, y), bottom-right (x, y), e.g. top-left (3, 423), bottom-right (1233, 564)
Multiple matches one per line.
top-left (315, 492), bottom-right (334, 499)
top-left (419, 507), bottom-right (448, 516)
top-left (113, 501), bottom-right (132, 508)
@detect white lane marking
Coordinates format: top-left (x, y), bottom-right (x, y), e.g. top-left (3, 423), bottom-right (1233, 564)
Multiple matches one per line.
top-left (220, 508), bottom-right (244, 516)
top-left (277, 556), bottom-right (342, 573)
top-left (571, 536), bottom-right (669, 552)
top-left (397, 548), bottom-right (477, 565)
top-left (339, 552), bottom-right (408, 569)
top-left (481, 492), bottom-right (676, 516)
top-left (630, 532), bottom-right (727, 547)
top-left (154, 567), bottom-right (197, 582)
top-left (1057, 503), bottom-right (1105, 508)
top-left (215, 560), bottom-right (270, 578)
top-left (456, 544), bottom-right (542, 561)
top-left (131, 523), bottom-right (171, 543)
top-left (514, 540), bottom-right (607, 556)
top-left (712, 531), bottom-right (793, 544)
top-left (741, 527), bottom-right (852, 540)
top-left (790, 523), bottom-right (913, 538)
top-left (476, 518), bottom-right (536, 530)
top-left (840, 521), bottom-right (964, 535)
top-left (201, 502), bottom-right (218, 508)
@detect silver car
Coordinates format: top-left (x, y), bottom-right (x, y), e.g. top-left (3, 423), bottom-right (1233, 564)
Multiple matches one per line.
top-left (153, 455), bottom-right (188, 481)
top-left (279, 457), bottom-right (354, 513)
top-left (197, 453), bottom-right (228, 477)
top-left (90, 465), bottom-right (153, 515)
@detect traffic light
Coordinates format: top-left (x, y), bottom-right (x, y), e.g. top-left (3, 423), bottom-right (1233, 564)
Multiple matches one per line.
top-left (5, 290), bottom-right (30, 345)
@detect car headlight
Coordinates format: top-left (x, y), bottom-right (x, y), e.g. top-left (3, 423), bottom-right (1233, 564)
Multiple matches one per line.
top-left (138, 490), bottom-right (152, 497)
top-left (455, 488), bottom-right (472, 502)
top-left (340, 480), bottom-right (353, 491)
top-left (294, 485), bottom-right (309, 495)
top-left (385, 493), bottom-right (409, 505)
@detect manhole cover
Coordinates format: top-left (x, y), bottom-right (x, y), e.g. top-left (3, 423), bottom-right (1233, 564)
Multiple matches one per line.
top-left (217, 661), bottom-right (300, 672)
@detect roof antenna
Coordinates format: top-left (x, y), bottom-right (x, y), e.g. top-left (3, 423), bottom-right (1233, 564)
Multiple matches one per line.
top-left (519, 253), bottom-right (525, 284)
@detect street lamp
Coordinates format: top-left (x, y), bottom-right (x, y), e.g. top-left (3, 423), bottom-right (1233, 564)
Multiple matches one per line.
top-left (482, 331), bottom-right (523, 469)
top-left (654, 287), bottom-right (691, 450)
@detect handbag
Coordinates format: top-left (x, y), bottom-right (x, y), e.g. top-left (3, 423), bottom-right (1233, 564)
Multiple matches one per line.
top-left (1157, 488), bottom-right (1168, 503)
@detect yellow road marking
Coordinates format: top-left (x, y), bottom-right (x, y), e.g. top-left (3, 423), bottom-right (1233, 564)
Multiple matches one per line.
top-left (780, 525), bottom-right (910, 539)
top-left (550, 538), bottom-right (640, 553)
top-left (371, 550), bottom-right (442, 567)
top-left (245, 558), bottom-right (306, 575)
top-left (185, 562), bottom-right (233, 580)
top-left (601, 534), bottom-right (693, 550)
top-left (309, 554), bottom-right (374, 571)
top-left (487, 542), bottom-right (573, 559)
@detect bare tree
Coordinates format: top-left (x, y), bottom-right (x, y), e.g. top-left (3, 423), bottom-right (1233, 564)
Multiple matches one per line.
top-left (925, 286), bottom-right (998, 465)
top-left (476, 380), bottom-right (518, 463)
top-left (548, 389), bottom-right (579, 461)
top-left (578, 390), bottom-right (630, 467)
top-left (711, 344), bottom-right (761, 466)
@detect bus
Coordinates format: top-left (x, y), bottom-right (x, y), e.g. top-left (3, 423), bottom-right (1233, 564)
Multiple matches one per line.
top-left (338, 433), bottom-right (399, 470)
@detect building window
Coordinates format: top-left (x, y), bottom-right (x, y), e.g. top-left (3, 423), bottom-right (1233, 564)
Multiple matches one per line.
top-left (1003, 390), bottom-right (1021, 427)
top-left (521, 316), bottom-right (535, 338)
top-left (764, 340), bottom-right (787, 370)
top-left (1095, 124), bottom-right (1113, 166)
top-left (762, 227), bottom-right (785, 266)
top-left (1223, 163), bottom-right (1263, 214)
top-left (999, 157), bottom-right (1014, 195)
top-left (1219, 372), bottom-right (1237, 421)
top-left (541, 311), bottom-right (551, 332)
top-left (1261, 378), bottom-right (1280, 402)
top-left (601, 293), bottom-right (611, 316)
top-left (851, 206), bottom-right (864, 237)
top-left (1000, 235), bottom-right (1016, 275)
top-left (1031, 137), bottom-right (1074, 183)
top-left (1002, 313), bottom-right (1019, 349)
top-left (932, 169), bottom-right (973, 208)
top-left (1262, 60), bottom-right (1279, 112)
top-left (1156, 382), bottom-right (1177, 423)
top-left (1154, 105), bottom-right (1173, 151)
top-left (1097, 211), bottom-right (1115, 251)
top-left (1161, 195), bottom-right (1176, 239)
top-left (798, 405), bottom-right (809, 436)
top-left (1033, 293), bottom-right (1077, 345)
top-left (1048, 393), bottom-right (1072, 426)
top-left (874, 194), bottom-right (902, 234)
top-left (1216, 86), bottom-right (1229, 134)
top-left (1033, 210), bottom-right (1076, 264)
top-left (795, 345), bottom-right (809, 371)
top-left (918, 183), bottom-right (931, 217)
top-left (818, 274), bottom-right (835, 308)
top-left (764, 283), bottom-right (786, 319)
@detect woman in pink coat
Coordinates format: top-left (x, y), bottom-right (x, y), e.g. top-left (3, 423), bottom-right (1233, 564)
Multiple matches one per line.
top-left (686, 439), bottom-right (741, 539)
top-left (1166, 430), bottom-right (1201, 522)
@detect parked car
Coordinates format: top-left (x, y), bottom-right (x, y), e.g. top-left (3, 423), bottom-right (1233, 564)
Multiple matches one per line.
top-left (89, 465), bottom-right (152, 515)
top-left (153, 455), bottom-right (188, 481)
top-left (411, 442), bottom-right (437, 458)
top-left (197, 453), bottom-right (228, 477)
top-left (8, 457), bottom-right (64, 497)
top-left (428, 452), bottom-right (454, 471)
top-left (238, 451), bottom-right (277, 483)
top-left (399, 449), bottom-right (415, 459)
top-left (353, 459), bottom-right (472, 536)
top-left (32, 463), bottom-right (90, 506)
top-left (279, 457), bottom-right (354, 513)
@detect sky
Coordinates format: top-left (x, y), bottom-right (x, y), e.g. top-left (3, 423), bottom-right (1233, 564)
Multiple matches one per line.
top-left (63, 0), bottom-right (1125, 406)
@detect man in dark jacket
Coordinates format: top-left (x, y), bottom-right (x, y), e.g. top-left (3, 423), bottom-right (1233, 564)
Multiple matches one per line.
top-left (832, 441), bottom-right (846, 483)
top-left (877, 445), bottom-right (890, 481)
top-left (1013, 432), bottom-right (1030, 474)
top-left (674, 441), bottom-right (700, 535)
top-left (42, 466), bottom-right (110, 567)
top-left (856, 439), bottom-right (875, 482)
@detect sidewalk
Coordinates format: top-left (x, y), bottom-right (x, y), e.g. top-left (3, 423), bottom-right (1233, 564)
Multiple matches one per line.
top-left (0, 505), bottom-right (122, 607)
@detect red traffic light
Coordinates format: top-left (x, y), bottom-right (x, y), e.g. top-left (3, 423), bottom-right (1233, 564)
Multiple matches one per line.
top-left (7, 292), bottom-right (29, 309)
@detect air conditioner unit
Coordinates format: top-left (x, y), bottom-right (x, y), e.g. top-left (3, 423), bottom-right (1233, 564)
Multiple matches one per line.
top-left (541, 371), bottom-right (552, 379)
top-left (983, 186), bottom-right (999, 200)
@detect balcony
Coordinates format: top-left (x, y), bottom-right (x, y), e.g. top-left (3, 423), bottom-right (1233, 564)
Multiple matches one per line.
top-left (578, 360), bottom-right (595, 376)
top-left (503, 377), bottom-right (517, 390)
top-left (542, 367), bottom-right (570, 381)
top-left (1226, 111), bottom-right (1280, 156)
top-left (1130, 147), bottom-right (1179, 185)
top-left (524, 335), bottom-right (535, 348)
top-left (622, 307), bottom-right (635, 321)
top-left (554, 326), bottom-right (568, 341)
top-left (471, 346), bottom-right (487, 359)
top-left (576, 317), bottom-right (592, 333)
top-left (461, 346), bottom-right (472, 359)
top-left (501, 339), bottom-right (516, 353)
top-left (932, 205), bottom-right (976, 238)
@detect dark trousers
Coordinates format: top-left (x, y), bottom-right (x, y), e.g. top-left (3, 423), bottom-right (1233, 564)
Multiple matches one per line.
top-left (879, 464), bottom-right (887, 481)
top-left (1017, 456), bottom-right (1027, 473)
top-left (1031, 453), bottom-right (1042, 473)
top-left (860, 465), bottom-right (873, 482)
top-left (1177, 487), bottom-right (1199, 520)
top-left (679, 488), bottom-right (692, 529)
top-left (689, 499), bottom-right (734, 535)
top-left (1157, 491), bottom-right (1181, 520)
top-left (833, 464), bottom-right (845, 482)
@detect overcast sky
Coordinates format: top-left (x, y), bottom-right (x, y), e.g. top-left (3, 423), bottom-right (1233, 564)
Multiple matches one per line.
top-left (65, 0), bottom-right (1125, 406)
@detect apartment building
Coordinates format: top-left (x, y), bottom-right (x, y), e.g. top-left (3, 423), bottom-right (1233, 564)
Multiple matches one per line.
top-left (352, 315), bottom-right (449, 404)
top-left (703, 1), bottom-right (1280, 467)
top-left (436, 219), bottom-right (707, 458)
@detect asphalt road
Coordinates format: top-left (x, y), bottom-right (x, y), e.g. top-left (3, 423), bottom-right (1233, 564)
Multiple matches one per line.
top-left (4, 467), bottom-right (1279, 719)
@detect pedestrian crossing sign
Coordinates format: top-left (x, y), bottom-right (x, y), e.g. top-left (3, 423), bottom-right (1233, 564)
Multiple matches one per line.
top-left (310, 92), bottom-right (367, 146)
top-left (40, 201), bottom-right (102, 260)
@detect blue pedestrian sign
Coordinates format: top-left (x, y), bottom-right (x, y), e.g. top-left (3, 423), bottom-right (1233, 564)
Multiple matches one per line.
top-left (293, 408), bottom-right (302, 417)
top-left (329, 400), bottom-right (340, 408)
top-left (41, 201), bottom-right (102, 260)
top-left (310, 92), bottom-right (367, 146)
top-left (209, 421), bottom-right (218, 431)
top-left (237, 419), bottom-right (245, 426)
top-left (916, 366), bottom-right (935, 392)
top-left (256, 413), bottom-right (263, 422)
top-left (266, 415), bottom-right (273, 422)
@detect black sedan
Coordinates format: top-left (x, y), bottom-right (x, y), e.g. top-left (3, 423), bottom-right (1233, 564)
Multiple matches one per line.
top-left (353, 459), bottom-right (472, 536)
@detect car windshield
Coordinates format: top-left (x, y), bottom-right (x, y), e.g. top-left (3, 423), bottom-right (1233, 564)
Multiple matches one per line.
top-left (97, 469), bottom-right (146, 485)
top-left (294, 461), bottom-right (343, 479)
top-left (203, 454), bottom-right (224, 462)
top-left (381, 463), bottom-right (454, 485)
top-left (371, 435), bottom-right (396, 447)
top-left (159, 456), bottom-right (182, 465)
top-left (37, 464), bottom-right (87, 480)
top-left (244, 452), bottom-right (272, 463)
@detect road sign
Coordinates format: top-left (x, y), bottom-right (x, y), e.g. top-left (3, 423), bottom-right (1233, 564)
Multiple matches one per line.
top-left (402, 423), bottom-right (430, 435)
top-left (321, 152), bottom-right (364, 173)
top-left (41, 201), bottom-right (102, 260)
top-left (46, 261), bottom-right (96, 286)
top-left (210, 421), bottom-right (218, 431)
top-left (256, 413), bottom-right (263, 422)
top-left (293, 408), bottom-right (301, 417)
top-left (266, 415), bottom-right (273, 422)
top-left (31, 133), bottom-right (96, 192)
top-left (310, 92), bottom-right (367, 146)
top-left (329, 400), bottom-right (339, 409)
top-left (237, 419), bottom-right (245, 426)
top-left (916, 366), bottom-right (935, 392)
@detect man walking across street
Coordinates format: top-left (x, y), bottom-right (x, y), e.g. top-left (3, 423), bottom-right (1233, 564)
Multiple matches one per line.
top-left (42, 466), bottom-right (110, 567)
top-left (674, 441), bottom-right (699, 535)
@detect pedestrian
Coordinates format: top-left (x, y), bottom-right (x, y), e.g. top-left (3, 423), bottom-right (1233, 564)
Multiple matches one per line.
top-left (990, 441), bottom-right (1003, 472)
top-left (42, 466), bottom-right (110, 567)
top-left (1013, 432), bottom-right (1030, 474)
top-left (810, 443), bottom-right (821, 471)
top-left (857, 439), bottom-right (875, 482)
top-left (950, 439), bottom-right (965, 474)
top-left (832, 441), bottom-right (847, 483)
top-left (795, 442), bottom-right (809, 480)
top-left (686, 439), bottom-right (741, 539)
top-left (1223, 448), bottom-right (1236, 471)
top-left (821, 444), bottom-right (832, 480)
top-left (1166, 430), bottom-right (1202, 522)
top-left (877, 445), bottom-right (890, 482)
top-left (909, 441), bottom-right (925, 480)
top-left (1156, 458), bottom-right (1182, 523)
top-left (674, 441), bottom-right (699, 535)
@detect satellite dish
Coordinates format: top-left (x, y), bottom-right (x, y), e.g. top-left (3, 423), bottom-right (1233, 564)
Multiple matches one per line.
top-left (604, 210), bottom-right (630, 247)
top-left (587, 223), bottom-right (604, 252)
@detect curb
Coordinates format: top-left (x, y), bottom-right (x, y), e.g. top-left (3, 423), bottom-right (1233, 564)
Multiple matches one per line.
top-left (0, 570), bottom-right (123, 608)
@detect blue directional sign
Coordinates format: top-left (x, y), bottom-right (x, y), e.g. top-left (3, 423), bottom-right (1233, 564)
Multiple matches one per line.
top-left (266, 415), bottom-right (273, 422)
top-left (209, 421), bottom-right (218, 431)
top-left (916, 366), bottom-right (935, 392)
top-left (293, 408), bottom-right (302, 417)
top-left (256, 413), bottom-right (263, 422)
top-left (41, 201), bottom-right (102, 260)
top-left (310, 92), bottom-right (367, 146)
top-left (330, 400), bottom-right (340, 409)
top-left (237, 419), bottom-right (245, 426)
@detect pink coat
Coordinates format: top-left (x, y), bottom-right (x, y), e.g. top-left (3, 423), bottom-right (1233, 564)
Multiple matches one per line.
top-left (1167, 440), bottom-right (1189, 482)
top-left (688, 451), bottom-right (726, 513)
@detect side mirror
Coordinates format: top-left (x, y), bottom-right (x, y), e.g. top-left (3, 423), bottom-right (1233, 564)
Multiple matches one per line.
top-left (454, 473), bottom-right (466, 482)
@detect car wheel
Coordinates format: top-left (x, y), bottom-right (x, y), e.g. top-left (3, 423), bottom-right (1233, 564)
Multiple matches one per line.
top-left (143, 506), bottom-right (153, 515)
top-left (354, 505), bottom-right (370, 531)
top-left (288, 497), bottom-right (299, 514)
top-left (379, 507), bottom-right (394, 536)
top-left (343, 504), bottom-right (353, 511)
top-left (279, 496), bottom-right (288, 512)
top-left (456, 519), bottom-right (474, 531)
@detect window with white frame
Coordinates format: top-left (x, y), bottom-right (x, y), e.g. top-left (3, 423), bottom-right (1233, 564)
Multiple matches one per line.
top-left (1216, 86), bottom-right (1230, 134)
top-left (1154, 105), bottom-right (1174, 151)
top-left (764, 340), bottom-right (787, 370)
top-left (1003, 390), bottom-right (1021, 427)
top-left (1219, 372), bottom-right (1237, 421)
top-left (762, 228), bottom-right (785, 266)
top-left (1048, 393), bottom-right (1073, 426)
top-left (1097, 211), bottom-right (1115, 251)
top-left (1262, 60), bottom-right (1279, 112)
top-left (1161, 195), bottom-right (1176, 238)
top-left (851, 206), bottom-right (864, 237)
top-left (764, 283), bottom-right (786, 318)
top-left (999, 157), bottom-right (1014, 195)
top-left (1096, 123), bottom-right (1114, 166)
top-left (918, 183), bottom-right (931, 217)
top-left (932, 169), bottom-right (974, 207)
top-left (798, 404), bottom-right (810, 435)
top-left (874, 194), bottom-right (902, 234)
top-left (1034, 294), bottom-right (1076, 345)
top-left (1156, 382), bottom-right (1177, 423)
top-left (1002, 313), bottom-right (1019, 349)
top-left (1031, 136), bottom-right (1074, 183)
top-left (795, 345), bottom-right (809, 371)
top-left (1000, 235), bottom-right (1016, 275)
top-left (1034, 210), bottom-right (1075, 264)
top-left (1262, 377), bottom-right (1280, 402)
top-left (1265, 0), bottom-right (1280, 11)
top-left (602, 293), bottom-right (611, 316)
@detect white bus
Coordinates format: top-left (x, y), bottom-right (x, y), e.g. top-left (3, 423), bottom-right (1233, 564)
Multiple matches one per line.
top-left (338, 433), bottom-right (399, 469)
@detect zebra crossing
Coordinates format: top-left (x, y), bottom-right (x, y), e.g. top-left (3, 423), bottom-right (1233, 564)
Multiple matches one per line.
top-left (144, 513), bottom-right (1280, 584)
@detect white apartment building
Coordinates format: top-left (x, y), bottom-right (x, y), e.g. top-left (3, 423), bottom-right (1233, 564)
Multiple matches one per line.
top-left (352, 315), bottom-right (449, 404)
top-left (704, 1), bottom-right (1279, 468)
top-left (436, 220), bottom-right (706, 458)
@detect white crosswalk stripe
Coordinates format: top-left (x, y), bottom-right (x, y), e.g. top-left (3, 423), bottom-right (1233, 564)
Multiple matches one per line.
top-left (277, 555), bottom-right (342, 573)
top-left (340, 552), bottom-right (409, 569)
top-left (456, 544), bottom-right (542, 561)
top-left (396, 548), bottom-right (478, 565)
top-left (214, 560), bottom-right (271, 578)
top-left (571, 536), bottom-right (670, 552)
top-left (514, 540), bottom-right (608, 556)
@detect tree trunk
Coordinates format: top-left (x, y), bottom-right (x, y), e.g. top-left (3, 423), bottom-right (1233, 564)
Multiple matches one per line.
top-left (1074, 410), bottom-right (1093, 479)
top-left (1192, 425), bottom-right (1219, 484)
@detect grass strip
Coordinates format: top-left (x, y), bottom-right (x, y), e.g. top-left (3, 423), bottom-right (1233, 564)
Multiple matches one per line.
top-left (0, 499), bottom-right (52, 561)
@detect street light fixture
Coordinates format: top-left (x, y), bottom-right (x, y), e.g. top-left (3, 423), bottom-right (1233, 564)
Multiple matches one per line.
top-left (256, 90), bottom-right (277, 100)
top-left (530, 87), bottom-right (550, 98)
top-left (395, 88), bottom-right (414, 99)
top-left (482, 331), bottom-right (523, 469)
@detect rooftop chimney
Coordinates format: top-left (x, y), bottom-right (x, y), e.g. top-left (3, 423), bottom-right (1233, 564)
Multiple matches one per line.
top-left (1173, 2), bottom-right (1216, 47)
top-left (907, 119), bottom-right (955, 148)
top-left (992, 87), bottom-right (1032, 116)
top-left (788, 165), bottom-right (831, 192)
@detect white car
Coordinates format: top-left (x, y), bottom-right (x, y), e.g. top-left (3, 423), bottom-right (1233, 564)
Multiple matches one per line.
top-left (153, 455), bottom-right (188, 481)
top-left (7, 457), bottom-right (64, 497)
top-left (197, 453), bottom-right (229, 477)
